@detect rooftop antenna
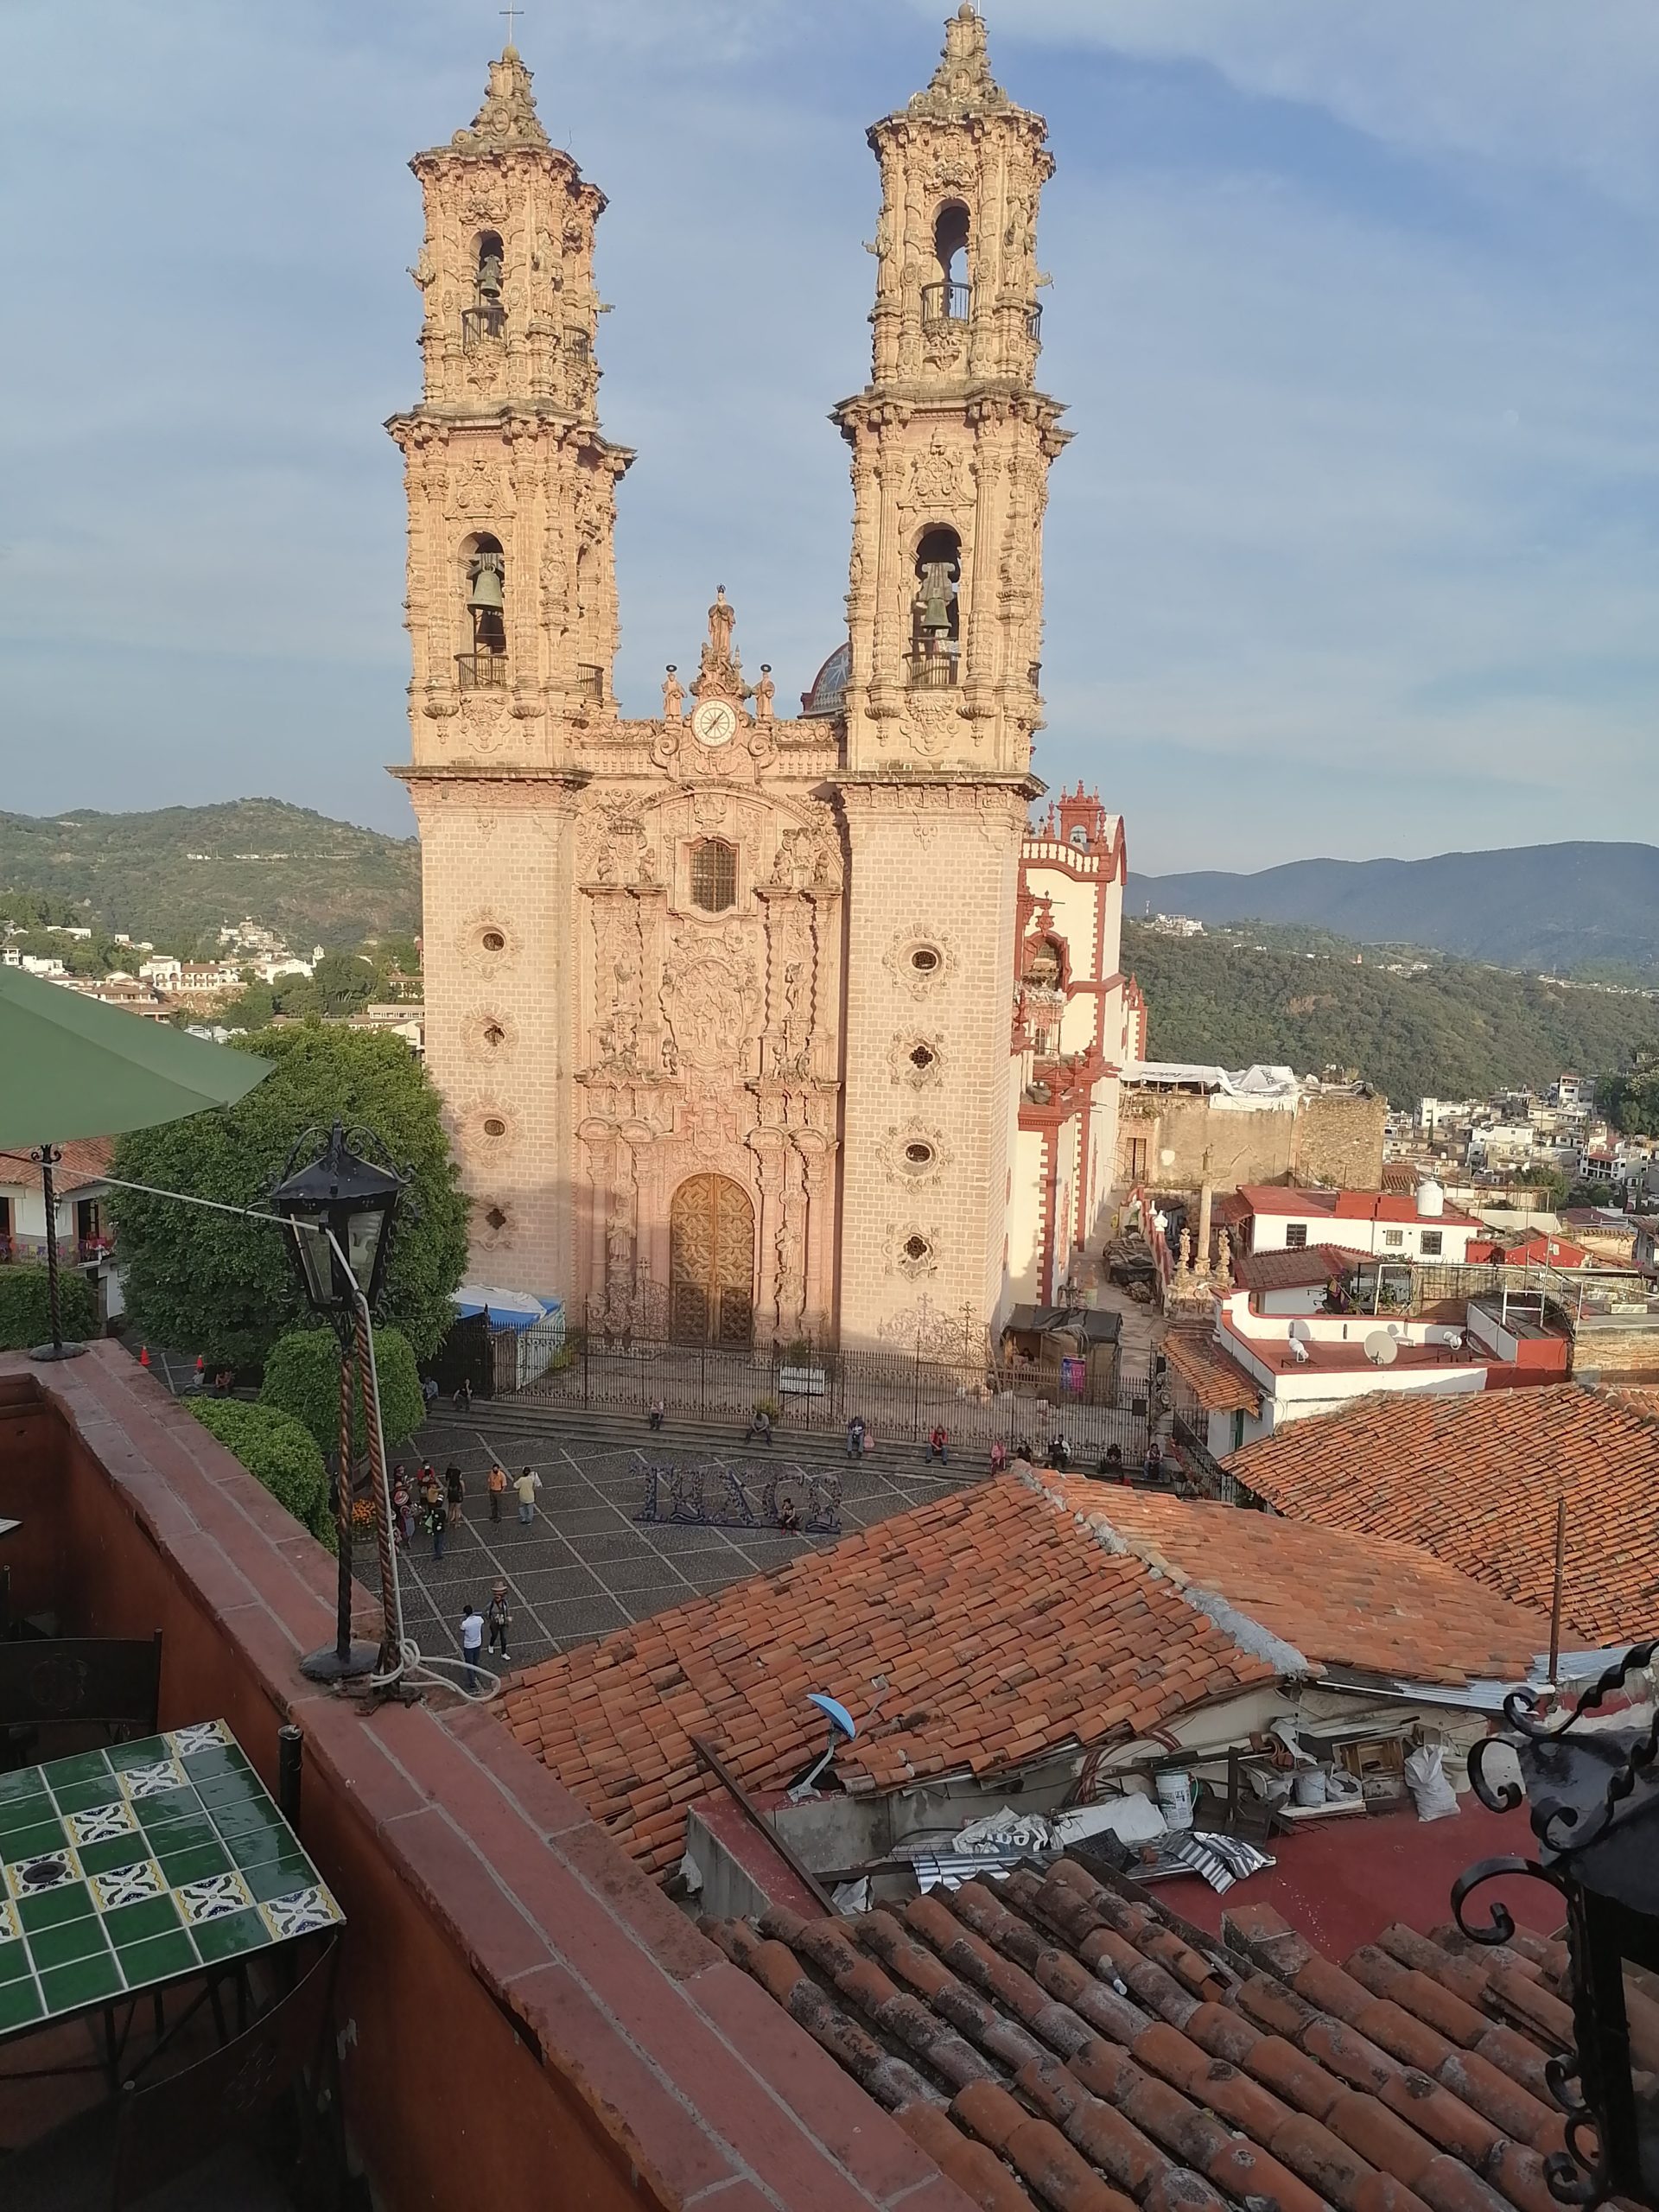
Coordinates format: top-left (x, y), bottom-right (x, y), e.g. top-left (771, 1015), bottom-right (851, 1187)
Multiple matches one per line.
top-left (786, 1692), bottom-right (857, 1802)
top-left (1548, 1493), bottom-right (1567, 1687)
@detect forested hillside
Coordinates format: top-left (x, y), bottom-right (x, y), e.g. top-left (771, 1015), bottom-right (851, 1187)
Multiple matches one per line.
top-left (0, 800), bottom-right (419, 952)
top-left (1126, 923), bottom-right (1659, 1104)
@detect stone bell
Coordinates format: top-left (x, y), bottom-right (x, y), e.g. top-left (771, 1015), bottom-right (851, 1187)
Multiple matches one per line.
top-left (477, 251), bottom-right (504, 300)
top-left (467, 559), bottom-right (505, 614)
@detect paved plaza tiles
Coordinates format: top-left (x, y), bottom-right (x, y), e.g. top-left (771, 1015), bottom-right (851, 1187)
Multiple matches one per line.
top-left (390, 1416), bottom-right (980, 1678)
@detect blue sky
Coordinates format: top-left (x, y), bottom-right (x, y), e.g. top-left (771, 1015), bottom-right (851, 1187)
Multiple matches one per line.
top-left (3, 0), bottom-right (1656, 871)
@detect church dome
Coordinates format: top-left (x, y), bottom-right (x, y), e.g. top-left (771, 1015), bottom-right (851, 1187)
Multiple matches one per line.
top-left (800, 641), bottom-right (850, 719)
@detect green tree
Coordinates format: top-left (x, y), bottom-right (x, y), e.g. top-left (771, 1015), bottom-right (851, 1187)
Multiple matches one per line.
top-left (188, 1398), bottom-right (334, 1548)
top-left (108, 1027), bottom-right (467, 1369)
top-left (259, 1326), bottom-right (425, 1460)
top-left (311, 952), bottom-right (375, 1017)
top-left (0, 1267), bottom-right (98, 1351)
top-left (1599, 1069), bottom-right (1659, 1138)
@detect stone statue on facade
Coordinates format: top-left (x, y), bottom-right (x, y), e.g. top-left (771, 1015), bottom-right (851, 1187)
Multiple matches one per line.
top-left (662, 664), bottom-right (683, 721)
top-left (707, 587), bottom-right (736, 662)
top-left (754, 664), bottom-right (774, 721)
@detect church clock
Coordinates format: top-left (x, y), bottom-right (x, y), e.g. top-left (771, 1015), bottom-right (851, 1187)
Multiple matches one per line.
top-left (690, 699), bottom-right (739, 748)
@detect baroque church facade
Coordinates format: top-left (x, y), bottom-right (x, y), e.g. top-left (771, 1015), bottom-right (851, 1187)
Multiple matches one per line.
top-left (391, 10), bottom-right (1136, 1354)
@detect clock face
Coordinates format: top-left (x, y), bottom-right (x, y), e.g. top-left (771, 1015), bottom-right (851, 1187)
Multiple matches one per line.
top-left (691, 699), bottom-right (738, 748)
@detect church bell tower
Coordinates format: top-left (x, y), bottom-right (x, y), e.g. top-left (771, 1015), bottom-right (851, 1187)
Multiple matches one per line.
top-left (834, 6), bottom-right (1069, 1346)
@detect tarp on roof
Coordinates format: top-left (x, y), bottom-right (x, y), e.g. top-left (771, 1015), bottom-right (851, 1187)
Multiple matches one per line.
top-left (451, 1284), bottom-right (562, 1334)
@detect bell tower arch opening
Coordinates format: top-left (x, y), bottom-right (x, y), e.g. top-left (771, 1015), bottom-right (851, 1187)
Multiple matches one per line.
top-left (910, 525), bottom-right (962, 689)
top-left (670, 1174), bottom-right (756, 1346)
top-left (461, 532), bottom-right (506, 688)
top-left (926, 202), bottom-right (971, 328)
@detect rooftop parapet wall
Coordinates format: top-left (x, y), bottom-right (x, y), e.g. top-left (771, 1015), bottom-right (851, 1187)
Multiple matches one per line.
top-left (0, 1348), bottom-right (970, 2212)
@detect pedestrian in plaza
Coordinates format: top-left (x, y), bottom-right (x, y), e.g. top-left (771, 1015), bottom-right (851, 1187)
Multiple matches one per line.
top-left (193, 1353), bottom-right (205, 1391)
top-left (391, 1466), bottom-right (411, 1551)
top-left (460, 1600), bottom-right (485, 1691)
top-left (988, 1437), bottom-right (1007, 1475)
top-left (454, 1375), bottom-right (474, 1414)
top-left (846, 1415), bottom-right (865, 1460)
top-left (421, 1469), bottom-right (446, 1560)
top-left (925, 1423), bottom-right (949, 1465)
top-left (422, 1374), bottom-right (439, 1413)
top-left (648, 1396), bottom-right (665, 1431)
top-left (1096, 1443), bottom-right (1126, 1483)
top-left (515, 1465), bottom-right (542, 1525)
top-left (486, 1462), bottom-right (508, 1522)
top-left (445, 1461), bottom-right (466, 1528)
top-left (486, 1580), bottom-right (512, 1667)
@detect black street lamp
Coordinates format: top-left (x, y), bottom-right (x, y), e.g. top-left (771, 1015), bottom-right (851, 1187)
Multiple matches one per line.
top-left (1454, 1641), bottom-right (1659, 2208)
top-left (270, 1122), bottom-right (410, 1685)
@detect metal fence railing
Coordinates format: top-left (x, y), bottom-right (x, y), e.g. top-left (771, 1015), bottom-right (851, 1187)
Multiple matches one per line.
top-left (505, 1329), bottom-right (1153, 1454)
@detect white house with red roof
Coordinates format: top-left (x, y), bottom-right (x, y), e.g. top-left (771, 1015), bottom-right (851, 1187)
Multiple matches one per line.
top-left (1232, 1177), bottom-right (1483, 1265)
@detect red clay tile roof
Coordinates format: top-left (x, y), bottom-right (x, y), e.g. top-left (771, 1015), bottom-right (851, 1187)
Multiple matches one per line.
top-left (0, 1136), bottom-right (114, 1196)
top-left (1226, 1382), bottom-right (1659, 1645)
top-left (498, 1475), bottom-right (1278, 1878)
top-left (1164, 1328), bottom-right (1261, 1415)
top-left (1232, 1243), bottom-right (1369, 1294)
top-left (705, 1859), bottom-right (1590, 2212)
top-left (1041, 1480), bottom-right (1549, 1689)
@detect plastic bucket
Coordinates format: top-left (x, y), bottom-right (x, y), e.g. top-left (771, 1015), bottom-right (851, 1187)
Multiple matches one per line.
top-left (1292, 1768), bottom-right (1327, 1808)
top-left (1154, 1770), bottom-right (1194, 1831)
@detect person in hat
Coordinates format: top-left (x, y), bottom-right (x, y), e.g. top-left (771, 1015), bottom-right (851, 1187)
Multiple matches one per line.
top-left (486, 1580), bottom-right (512, 1667)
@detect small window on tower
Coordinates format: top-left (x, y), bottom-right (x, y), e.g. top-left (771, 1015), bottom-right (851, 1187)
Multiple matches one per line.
top-left (690, 840), bottom-right (737, 913)
top-left (1069, 826), bottom-right (1090, 850)
top-left (910, 530), bottom-right (961, 689)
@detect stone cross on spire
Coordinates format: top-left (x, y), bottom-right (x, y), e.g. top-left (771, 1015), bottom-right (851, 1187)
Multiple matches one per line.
top-left (909, 3), bottom-right (1008, 117)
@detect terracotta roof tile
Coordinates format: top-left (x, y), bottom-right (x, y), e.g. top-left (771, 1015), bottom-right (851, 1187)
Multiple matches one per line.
top-left (706, 1859), bottom-right (1589, 2212)
top-left (1164, 1328), bottom-right (1261, 1416)
top-left (1224, 1382), bottom-right (1659, 1644)
top-left (499, 1474), bottom-right (1549, 1878)
top-left (498, 1474), bottom-right (1278, 1878)
top-left (0, 1136), bottom-right (114, 1196)
top-left (1232, 1244), bottom-right (1370, 1294)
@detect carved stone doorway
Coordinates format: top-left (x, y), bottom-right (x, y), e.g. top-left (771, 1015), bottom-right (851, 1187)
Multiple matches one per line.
top-left (670, 1174), bottom-right (755, 1346)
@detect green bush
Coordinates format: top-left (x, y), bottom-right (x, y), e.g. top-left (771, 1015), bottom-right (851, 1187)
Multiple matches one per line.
top-left (0, 1267), bottom-right (99, 1352)
top-left (188, 1398), bottom-right (334, 1548)
top-left (258, 1326), bottom-right (425, 1461)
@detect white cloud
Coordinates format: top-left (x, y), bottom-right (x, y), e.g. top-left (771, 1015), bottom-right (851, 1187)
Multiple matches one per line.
top-left (955, 0), bottom-right (1659, 204)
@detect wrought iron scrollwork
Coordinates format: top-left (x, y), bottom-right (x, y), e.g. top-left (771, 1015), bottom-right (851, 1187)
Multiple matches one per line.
top-left (1467, 1731), bottom-right (1525, 1815)
top-left (1499, 1640), bottom-right (1659, 1857)
top-left (1449, 1854), bottom-right (1567, 1948)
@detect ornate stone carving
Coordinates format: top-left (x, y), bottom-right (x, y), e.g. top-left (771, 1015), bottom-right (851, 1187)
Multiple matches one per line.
top-left (591, 898), bottom-right (648, 1073)
top-left (457, 908), bottom-right (518, 977)
top-left (883, 925), bottom-right (958, 1001)
top-left (691, 586), bottom-right (749, 703)
top-left (884, 1122), bottom-right (950, 1188)
top-left (661, 925), bottom-right (760, 1075)
top-left (888, 1032), bottom-right (946, 1089)
top-left (907, 435), bottom-right (969, 512)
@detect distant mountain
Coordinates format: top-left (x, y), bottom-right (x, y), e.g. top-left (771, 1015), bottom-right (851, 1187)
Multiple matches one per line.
top-left (0, 800), bottom-right (419, 952)
top-left (1127, 842), bottom-right (1659, 978)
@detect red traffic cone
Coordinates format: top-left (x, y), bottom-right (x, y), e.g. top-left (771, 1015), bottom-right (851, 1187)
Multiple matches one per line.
top-left (139, 1345), bottom-right (150, 1368)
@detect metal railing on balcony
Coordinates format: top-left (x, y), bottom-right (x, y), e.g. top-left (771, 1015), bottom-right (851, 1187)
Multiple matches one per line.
top-left (461, 302), bottom-right (506, 350)
top-left (565, 329), bottom-right (591, 363)
top-left (906, 649), bottom-right (960, 690)
top-left (575, 664), bottom-right (606, 705)
top-left (920, 280), bottom-right (970, 329)
top-left (0, 1235), bottom-right (112, 1268)
top-left (456, 650), bottom-right (508, 691)
top-left (1027, 302), bottom-right (1043, 342)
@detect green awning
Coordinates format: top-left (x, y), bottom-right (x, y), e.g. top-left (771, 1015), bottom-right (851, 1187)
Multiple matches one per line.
top-left (0, 966), bottom-right (271, 1149)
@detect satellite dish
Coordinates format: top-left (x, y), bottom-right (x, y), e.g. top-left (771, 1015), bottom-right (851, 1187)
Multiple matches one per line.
top-left (1364, 1329), bottom-right (1399, 1367)
top-left (806, 1692), bottom-right (857, 1742)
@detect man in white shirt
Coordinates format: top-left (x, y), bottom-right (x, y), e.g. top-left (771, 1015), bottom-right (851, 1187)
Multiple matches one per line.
top-left (460, 1602), bottom-right (485, 1690)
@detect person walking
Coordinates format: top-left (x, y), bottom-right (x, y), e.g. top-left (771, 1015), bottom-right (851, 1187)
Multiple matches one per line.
top-left (445, 1461), bottom-right (466, 1529)
top-left (486, 1580), bottom-right (512, 1667)
top-left (515, 1465), bottom-right (542, 1525)
top-left (925, 1423), bottom-right (949, 1465)
top-left (459, 1601), bottom-right (485, 1691)
top-left (648, 1397), bottom-right (665, 1432)
top-left (421, 1469), bottom-right (446, 1560)
top-left (486, 1462), bottom-right (508, 1522)
top-left (391, 1467), bottom-right (411, 1552)
top-left (422, 1374), bottom-right (439, 1414)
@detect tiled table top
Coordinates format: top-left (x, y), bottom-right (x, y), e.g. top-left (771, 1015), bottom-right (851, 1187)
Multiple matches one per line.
top-left (0, 1719), bottom-right (342, 2037)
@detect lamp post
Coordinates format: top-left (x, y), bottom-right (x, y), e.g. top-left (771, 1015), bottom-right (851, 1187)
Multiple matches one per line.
top-left (270, 1122), bottom-right (409, 1685)
top-left (1453, 1640), bottom-right (1659, 2207)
